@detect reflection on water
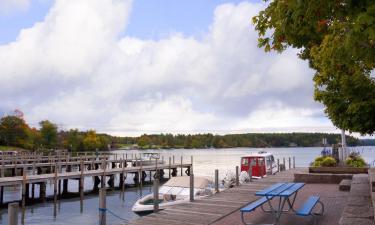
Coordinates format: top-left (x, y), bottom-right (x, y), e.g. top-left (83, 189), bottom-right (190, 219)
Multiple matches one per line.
top-left (0, 146), bottom-right (374, 225)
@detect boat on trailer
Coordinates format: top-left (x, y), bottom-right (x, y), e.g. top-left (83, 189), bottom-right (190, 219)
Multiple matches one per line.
top-left (132, 176), bottom-right (215, 215)
top-left (240, 151), bottom-right (277, 178)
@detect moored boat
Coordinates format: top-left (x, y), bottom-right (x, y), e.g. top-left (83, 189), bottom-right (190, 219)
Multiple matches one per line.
top-left (132, 176), bottom-right (216, 215)
top-left (240, 151), bottom-right (277, 178)
top-left (131, 153), bottom-right (164, 166)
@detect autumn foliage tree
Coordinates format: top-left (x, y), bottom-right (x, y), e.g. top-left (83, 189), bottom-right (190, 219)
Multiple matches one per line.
top-left (0, 116), bottom-right (29, 147)
top-left (83, 130), bottom-right (101, 151)
top-left (253, 0), bottom-right (375, 134)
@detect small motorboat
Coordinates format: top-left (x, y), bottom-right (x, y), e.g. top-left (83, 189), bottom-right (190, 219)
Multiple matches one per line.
top-left (132, 176), bottom-right (215, 215)
top-left (240, 151), bottom-right (277, 178)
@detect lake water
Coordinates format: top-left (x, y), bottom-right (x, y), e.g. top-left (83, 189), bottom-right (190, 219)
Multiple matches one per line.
top-left (0, 146), bottom-right (374, 225)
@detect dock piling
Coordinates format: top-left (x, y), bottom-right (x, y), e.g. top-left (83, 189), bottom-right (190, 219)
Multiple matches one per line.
top-left (180, 156), bottom-right (183, 176)
top-left (153, 159), bottom-right (159, 212)
top-left (121, 157), bottom-right (125, 201)
top-left (8, 202), bottom-right (19, 225)
top-left (32, 161), bottom-right (35, 175)
top-left (22, 167), bottom-right (26, 224)
top-left (215, 169), bottom-right (219, 193)
top-left (236, 166), bottom-right (239, 186)
top-left (277, 159), bottom-right (280, 172)
top-left (248, 165), bottom-right (252, 182)
top-left (80, 157), bottom-right (85, 201)
top-left (168, 157), bottom-right (171, 179)
top-left (0, 186), bottom-right (4, 204)
top-left (139, 156), bottom-right (143, 189)
top-left (40, 182), bottom-right (46, 202)
top-left (190, 173), bottom-right (194, 202)
top-left (1, 160), bottom-right (4, 177)
top-left (269, 161), bottom-right (273, 175)
top-left (99, 188), bottom-right (106, 225)
top-left (54, 163), bottom-right (58, 204)
top-left (190, 155), bottom-right (193, 175)
top-left (31, 184), bottom-right (35, 199)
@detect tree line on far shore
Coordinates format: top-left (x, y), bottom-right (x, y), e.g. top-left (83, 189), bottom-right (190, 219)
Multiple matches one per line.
top-left (0, 115), bottom-right (110, 151)
top-left (123, 132), bottom-right (359, 149)
top-left (0, 115), bottom-right (360, 152)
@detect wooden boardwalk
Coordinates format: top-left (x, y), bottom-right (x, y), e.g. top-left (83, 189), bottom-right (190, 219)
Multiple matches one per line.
top-left (0, 151), bottom-right (193, 206)
top-left (124, 169), bottom-right (305, 225)
top-left (0, 163), bottom-right (192, 186)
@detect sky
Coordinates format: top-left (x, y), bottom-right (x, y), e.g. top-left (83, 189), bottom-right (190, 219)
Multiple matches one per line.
top-left (0, 0), bottom-right (346, 136)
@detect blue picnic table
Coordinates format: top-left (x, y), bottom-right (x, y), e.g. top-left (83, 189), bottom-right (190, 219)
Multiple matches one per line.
top-left (241, 182), bottom-right (324, 225)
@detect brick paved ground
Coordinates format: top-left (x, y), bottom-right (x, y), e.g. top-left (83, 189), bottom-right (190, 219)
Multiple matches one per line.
top-left (212, 184), bottom-right (349, 225)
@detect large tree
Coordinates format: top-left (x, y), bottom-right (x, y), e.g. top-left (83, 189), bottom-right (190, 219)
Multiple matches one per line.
top-left (83, 130), bottom-right (101, 151)
top-left (39, 120), bottom-right (58, 149)
top-left (63, 129), bottom-right (84, 152)
top-left (253, 0), bottom-right (375, 134)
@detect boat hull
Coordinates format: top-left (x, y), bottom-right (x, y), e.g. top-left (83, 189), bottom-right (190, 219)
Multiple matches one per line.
top-left (132, 193), bottom-right (211, 215)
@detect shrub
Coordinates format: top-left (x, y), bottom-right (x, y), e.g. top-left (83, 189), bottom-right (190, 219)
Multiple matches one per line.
top-left (345, 153), bottom-right (367, 167)
top-left (321, 157), bottom-right (337, 167)
top-left (315, 156), bottom-right (325, 162)
top-left (312, 156), bottom-right (337, 167)
top-left (311, 156), bottom-right (324, 167)
top-left (311, 156), bottom-right (335, 167)
top-left (312, 161), bottom-right (321, 167)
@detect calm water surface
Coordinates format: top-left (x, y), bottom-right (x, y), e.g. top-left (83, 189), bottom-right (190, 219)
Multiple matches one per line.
top-left (0, 147), bottom-right (374, 225)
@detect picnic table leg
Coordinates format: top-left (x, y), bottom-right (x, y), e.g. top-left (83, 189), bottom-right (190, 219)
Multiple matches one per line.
top-left (264, 196), bottom-right (288, 225)
top-left (240, 212), bottom-right (249, 225)
top-left (276, 197), bottom-right (288, 224)
top-left (284, 192), bottom-right (298, 212)
top-left (262, 196), bottom-right (286, 224)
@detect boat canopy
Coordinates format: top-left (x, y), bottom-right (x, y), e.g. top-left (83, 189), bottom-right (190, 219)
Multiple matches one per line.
top-left (241, 151), bottom-right (273, 158)
top-left (163, 176), bottom-right (210, 189)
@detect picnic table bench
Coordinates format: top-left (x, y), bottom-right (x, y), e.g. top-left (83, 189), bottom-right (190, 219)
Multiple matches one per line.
top-left (241, 182), bottom-right (324, 225)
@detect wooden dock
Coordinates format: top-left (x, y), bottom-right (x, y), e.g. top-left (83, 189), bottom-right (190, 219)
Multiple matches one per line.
top-left (0, 163), bottom-right (192, 186)
top-left (0, 151), bottom-right (193, 207)
top-left (124, 168), bottom-right (304, 225)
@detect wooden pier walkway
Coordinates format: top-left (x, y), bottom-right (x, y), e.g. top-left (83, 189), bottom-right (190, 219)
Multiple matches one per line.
top-left (124, 168), bottom-right (304, 225)
top-left (0, 151), bottom-right (193, 207)
top-left (0, 163), bottom-right (192, 186)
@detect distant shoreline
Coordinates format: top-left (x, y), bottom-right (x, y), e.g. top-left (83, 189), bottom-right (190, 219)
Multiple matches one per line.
top-left (114, 145), bottom-right (374, 151)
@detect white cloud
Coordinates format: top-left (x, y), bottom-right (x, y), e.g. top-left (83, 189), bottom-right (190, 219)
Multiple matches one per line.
top-left (234, 102), bottom-right (333, 131)
top-left (0, 0), bottom-right (335, 136)
top-left (0, 0), bottom-right (30, 14)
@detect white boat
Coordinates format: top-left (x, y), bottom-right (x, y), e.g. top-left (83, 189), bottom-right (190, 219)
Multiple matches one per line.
top-left (132, 176), bottom-right (215, 215)
top-left (131, 153), bottom-right (164, 166)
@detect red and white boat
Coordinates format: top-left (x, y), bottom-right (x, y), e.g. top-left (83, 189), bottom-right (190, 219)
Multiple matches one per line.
top-left (240, 151), bottom-right (277, 178)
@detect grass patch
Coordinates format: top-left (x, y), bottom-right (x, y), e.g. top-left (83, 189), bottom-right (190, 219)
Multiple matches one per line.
top-left (0, 145), bottom-right (27, 151)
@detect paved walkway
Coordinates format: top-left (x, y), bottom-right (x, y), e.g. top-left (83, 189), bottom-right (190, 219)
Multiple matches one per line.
top-left (339, 174), bottom-right (374, 225)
